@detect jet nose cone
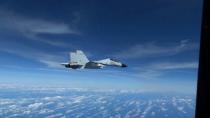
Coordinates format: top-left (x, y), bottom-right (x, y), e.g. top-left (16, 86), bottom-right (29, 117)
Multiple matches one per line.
top-left (122, 64), bottom-right (127, 67)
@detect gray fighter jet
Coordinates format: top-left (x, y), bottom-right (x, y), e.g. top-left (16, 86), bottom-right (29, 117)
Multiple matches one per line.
top-left (61, 50), bottom-right (127, 69)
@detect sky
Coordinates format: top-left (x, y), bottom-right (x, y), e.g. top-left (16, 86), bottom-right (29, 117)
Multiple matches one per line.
top-left (0, 0), bottom-right (203, 93)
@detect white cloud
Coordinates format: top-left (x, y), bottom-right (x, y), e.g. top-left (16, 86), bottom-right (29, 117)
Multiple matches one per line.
top-left (0, 9), bottom-right (80, 47)
top-left (150, 62), bottom-right (198, 70)
top-left (39, 109), bottom-right (54, 114)
top-left (23, 110), bottom-right (31, 115)
top-left (43, 96), bottom-right (63, 101)
top-left (1, 47), bottom-right (66, 69)
top-left (114, 40), bottom-right (198, 59)
top-left (177, 106), bottom-right (184, 111)
top-left (71, 96), bottom-right (86, 103)
top-left (0, 10), bottom-right (80, 68)
top-left (37, 39), bottom-right (71, 47)
top-left (0, 10), bottom-right (79, 35)
top-left (133, 61), bottom-right (198, 79)
top-left (141, 101), bottom-right (153, 118)
top-left (28, 102), bottom-right (43, 109)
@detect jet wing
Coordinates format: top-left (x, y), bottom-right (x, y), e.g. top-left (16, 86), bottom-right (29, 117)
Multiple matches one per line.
top-left (94, 58), bottom-right (127, 67)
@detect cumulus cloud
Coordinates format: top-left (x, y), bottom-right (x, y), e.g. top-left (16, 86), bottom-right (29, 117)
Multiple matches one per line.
top-left (114, 40), bottom-right (198, 59)
top-left (43, 96), bottom-right (63, 101)
top-left (141, 101), bottom-right (153, 118)
top-left (71, 96), bottom-right (86, 103)
top-left (28, 102), bottom-right (43, 110)
top-left (0, 88), bottom-right (195, 118)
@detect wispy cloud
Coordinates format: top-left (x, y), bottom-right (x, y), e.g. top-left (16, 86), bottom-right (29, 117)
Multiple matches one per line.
top-left (0, 10), bottom-right (79, 35)
top-left (0, 9), bottom-right (80, 47)
top-left (1, 46), bottom-right (65, 68)
top-left (150, 62), bottom-right (198, 70)
top-left (114, 40), bottom-right (198, 59)
top-left (133, 61), bottom-right (198, 79)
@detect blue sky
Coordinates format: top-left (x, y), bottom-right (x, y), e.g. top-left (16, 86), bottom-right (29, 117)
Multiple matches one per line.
top-left (0, 0), bottom-right (203, 93)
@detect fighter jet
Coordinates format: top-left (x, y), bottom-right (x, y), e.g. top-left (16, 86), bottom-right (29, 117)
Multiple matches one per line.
top-left (61, 50), bottom-right (127, 69)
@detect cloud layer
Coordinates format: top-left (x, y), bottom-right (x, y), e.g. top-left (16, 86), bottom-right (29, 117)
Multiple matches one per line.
top-left (0, 87), bottom-right (196, 118)
top-left (114, 40), bottom-right (198, 59)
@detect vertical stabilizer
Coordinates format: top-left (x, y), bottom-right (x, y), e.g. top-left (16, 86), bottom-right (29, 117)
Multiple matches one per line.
top-left (70, 50), bottom-right (89, 65)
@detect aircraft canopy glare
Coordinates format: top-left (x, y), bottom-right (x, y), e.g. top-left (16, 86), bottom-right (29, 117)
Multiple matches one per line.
top-left (61, 50), bottom-right (127, 69)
